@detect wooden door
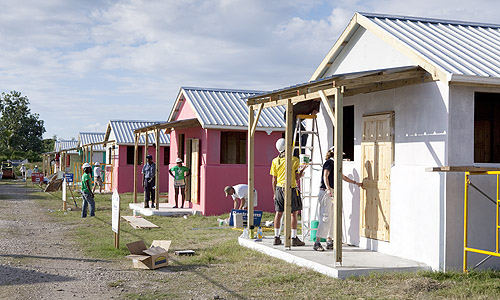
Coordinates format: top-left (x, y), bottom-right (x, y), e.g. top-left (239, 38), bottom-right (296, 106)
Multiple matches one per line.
top-left (190, 139), bottom-right (200, 204)
top-left (360, 112), bottom-right (394, 241)
top-left (185, 139), bottom-right (192, 203)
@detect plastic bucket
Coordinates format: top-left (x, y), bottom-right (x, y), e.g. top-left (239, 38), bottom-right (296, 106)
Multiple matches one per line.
top-left (299, 154), bottom-right (310, 165)
top-left (310, 220), bottom-right (326, 242)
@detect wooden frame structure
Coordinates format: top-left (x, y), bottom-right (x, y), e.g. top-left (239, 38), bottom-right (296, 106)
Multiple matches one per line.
top-left (132, 118), bottom-right (201, 208)
top-left (246, 66), bottom-right (434, 262)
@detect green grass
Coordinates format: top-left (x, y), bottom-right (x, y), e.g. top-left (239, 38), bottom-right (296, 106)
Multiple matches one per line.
top-left (5, 180), bottom-right (500, 299)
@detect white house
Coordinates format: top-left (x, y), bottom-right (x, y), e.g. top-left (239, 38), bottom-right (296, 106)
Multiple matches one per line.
top-left (253, 12), bottom-right (500, 271)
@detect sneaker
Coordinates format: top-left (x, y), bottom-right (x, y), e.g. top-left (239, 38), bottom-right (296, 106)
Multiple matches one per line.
top-left (151, 204), bottom-right (155, 208)
top-left (292, 237), bottom-right (305, 246)
top-left (326, 241), bottom-right (333, 250)
top-left (313, 242), bottom-right (325, 251)
top-left (273, 236), bottom-right (282, 245)
top-left (144, 205), bottom-right (149, 209)
top-left (173, 206), bottom-right (178, 208)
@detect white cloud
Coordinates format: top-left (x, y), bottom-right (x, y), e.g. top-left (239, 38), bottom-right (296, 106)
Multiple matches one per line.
top-left (1, 0), bottom-right (500, 139)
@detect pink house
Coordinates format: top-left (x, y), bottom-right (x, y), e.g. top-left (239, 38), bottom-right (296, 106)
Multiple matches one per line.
top-left (103, 120), bottom-right (170, 194)
top-left (165, 87), bottom-right (285, 215)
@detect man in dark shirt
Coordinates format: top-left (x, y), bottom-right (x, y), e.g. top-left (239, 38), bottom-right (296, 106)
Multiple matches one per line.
top-left (284, 99), bottom-right (321, 157)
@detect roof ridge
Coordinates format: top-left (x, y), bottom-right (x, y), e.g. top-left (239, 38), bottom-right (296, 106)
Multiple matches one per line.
top-left (181, 86), bottom-right (266, 93)
top-left (359, 12), bottom-right (500, 29)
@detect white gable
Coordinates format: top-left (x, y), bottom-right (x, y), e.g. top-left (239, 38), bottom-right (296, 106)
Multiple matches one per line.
top-left (323, 27), bottom-right (415, 77)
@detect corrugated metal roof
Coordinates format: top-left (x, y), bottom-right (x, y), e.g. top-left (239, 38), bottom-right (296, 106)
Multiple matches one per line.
top-left (361, 12), bottom-right (500, 77)
top-left (181, 87), bottom-right (285, 129)
top-left (78, 132), bottom-right (105, 151)
top-left (54, 140), bottom-right (78, 154)
top-left (108, 120), bottom-right (170, 145)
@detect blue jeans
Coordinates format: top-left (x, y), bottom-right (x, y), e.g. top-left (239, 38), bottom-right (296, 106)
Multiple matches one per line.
top-left (81, 191), bottom-right (95, 218)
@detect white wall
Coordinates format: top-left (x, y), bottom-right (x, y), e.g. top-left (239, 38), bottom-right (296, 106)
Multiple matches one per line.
top-left (324, 27), bottom-right (416, 77)
top-left (445, 85), bottom-right (500, 270)
top-left (311, 80), bottom-right (449, 270)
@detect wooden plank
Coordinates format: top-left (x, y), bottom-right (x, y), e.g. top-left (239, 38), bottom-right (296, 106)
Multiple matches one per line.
top-left (191, 139), bottom-right (200, 204)
top-left (425, 166), bottom-right (500, 172)
top-left (134, 133), bottom-right (139, 203)
top-left (259, 88), bottom-right (337, 109)
top-left (155, 129), bottom-right (160, 210)
top-left (333, 87), bottom-right (343, 263)
top-left (248, 105), bottom-right (255, 229)
top-left (284, 99), bottom-right (293, 248)
top-left (121, 216), bottom-right (159, 229)
top-left (318, 90), bottom-right (335, 125)
top-left (185, 138), bottom-right (192, 203)
top-left (250, 103), bottom-right (263, 137)
top-left (343, 75), bottom-right (433, 97)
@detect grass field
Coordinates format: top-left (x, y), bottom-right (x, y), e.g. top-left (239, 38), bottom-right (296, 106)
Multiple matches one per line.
top-left (7, 180), bottom-right (500, 299)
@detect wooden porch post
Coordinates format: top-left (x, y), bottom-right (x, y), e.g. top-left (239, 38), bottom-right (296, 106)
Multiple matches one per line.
top-left (155, 128), bottom-right (160, 210)
top-left (133, 133), bottom-right (139, 203)
top-left (284, 99), bottom-right (293, 248)
top-left (248, 103), bottom-right (263, 233)
top-left (90, 144), bottom-right (94, 164)
top-left (333, 87), bottom-right (344, 263)
top-left (248, 105), bottom-right (255, 232)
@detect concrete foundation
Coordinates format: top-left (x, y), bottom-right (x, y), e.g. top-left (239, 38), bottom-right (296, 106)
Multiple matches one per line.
top-left (239, 236), bottom-right (430, 279)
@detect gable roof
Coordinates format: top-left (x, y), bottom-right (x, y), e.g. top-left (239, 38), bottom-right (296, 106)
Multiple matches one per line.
top-left (77, 132), bottom-right (105, 151)
top-left (311, 12), bottom-right (500, 84)
top-left (54, 140), bottom-right (78, 154)
top-left (168, 87), bottom-right (285, 131)
top-left (104, 120), bottom-right (170, 146)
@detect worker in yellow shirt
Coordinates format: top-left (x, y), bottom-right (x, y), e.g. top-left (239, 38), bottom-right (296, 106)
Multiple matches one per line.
top-left (270, 138), bottom-right (306, 246)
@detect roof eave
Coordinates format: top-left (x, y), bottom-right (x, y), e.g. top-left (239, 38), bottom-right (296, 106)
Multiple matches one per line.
top-left (449, 74), bottom-right (500, 87)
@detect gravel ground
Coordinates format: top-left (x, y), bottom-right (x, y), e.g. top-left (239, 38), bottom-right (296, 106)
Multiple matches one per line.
top-left (0, 182), bottom-right (151, 300)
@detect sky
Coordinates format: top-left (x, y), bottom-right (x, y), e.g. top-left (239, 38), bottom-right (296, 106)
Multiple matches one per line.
top-left (1, 0), bottom-right (500, 140)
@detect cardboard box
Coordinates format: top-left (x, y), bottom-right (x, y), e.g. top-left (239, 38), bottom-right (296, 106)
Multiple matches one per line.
top-left (126, 240), bottom-right (171, 270)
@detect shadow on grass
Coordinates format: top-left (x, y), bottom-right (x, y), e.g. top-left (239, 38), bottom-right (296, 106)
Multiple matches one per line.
top-left (0, 254), bottom-right (111, 263)
top-left (92, 216), bottom-right (144, 241)
top-left (161, 256), bottom-right (247, 300)
top-left (0, 264), bottom-right (75, 286)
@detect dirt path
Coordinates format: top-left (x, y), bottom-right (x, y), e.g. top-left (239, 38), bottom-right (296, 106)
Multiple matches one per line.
top-left (0, 182), bottom-right (140, 300)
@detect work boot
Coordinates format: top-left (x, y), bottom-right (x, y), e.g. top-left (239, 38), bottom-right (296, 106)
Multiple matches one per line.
top-left (273, 236), bottom-right (282, 245)
top-left (313, 242), bottom-right (325, 251)
top-left (292, 237), bottom-right (305, 246)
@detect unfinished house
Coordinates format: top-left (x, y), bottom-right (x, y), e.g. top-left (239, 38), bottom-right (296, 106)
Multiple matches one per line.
top-left (103, 120), bottom-right (170, 194)
top-left (248, 12), bottom-right (500, 271)
top-left (164, 87), bottom-right (285, 215)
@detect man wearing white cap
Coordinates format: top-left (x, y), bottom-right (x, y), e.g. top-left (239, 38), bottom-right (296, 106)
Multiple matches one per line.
top-left (270, 138), bottom-right (306, 246)
top-left (313, 146), bottom-right (363, 251)
top-left (169, 158), bottom-right (190, 208)
top-left (224, 184), bottom-right (258, 210)
top-left (92, 162), bottom-right (104, 194)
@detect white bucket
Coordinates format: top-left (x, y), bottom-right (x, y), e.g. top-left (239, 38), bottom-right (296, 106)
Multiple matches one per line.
top-left (299, 154), bottom-right (310, 165)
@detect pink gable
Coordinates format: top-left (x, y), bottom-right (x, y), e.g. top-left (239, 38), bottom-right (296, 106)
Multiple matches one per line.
top-left (173, 96), bottom-right (197, 121)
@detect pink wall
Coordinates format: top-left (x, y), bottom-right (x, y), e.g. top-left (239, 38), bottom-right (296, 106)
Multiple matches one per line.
top-left (175, 97), bottom-right (197, 120)
top-left (112, 144), bottom-right (170, 194)
top-left (168, 126), bottom-right (283, 215)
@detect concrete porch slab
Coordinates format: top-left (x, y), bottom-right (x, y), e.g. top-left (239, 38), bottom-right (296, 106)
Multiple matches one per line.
top-left (239, 237), bottom-right (430, 279)
top-left (129, 202), bottom-right (194, 217)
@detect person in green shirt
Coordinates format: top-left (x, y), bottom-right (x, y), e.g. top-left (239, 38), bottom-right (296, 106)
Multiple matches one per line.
top-left (81, 163), bottom-right (95, 218)
top-left (169, 158), bottom-right (190, 208)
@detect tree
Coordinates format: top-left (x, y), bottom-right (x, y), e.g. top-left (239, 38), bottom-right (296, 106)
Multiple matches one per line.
top-left (0, 91), bottom-right (46, 160)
